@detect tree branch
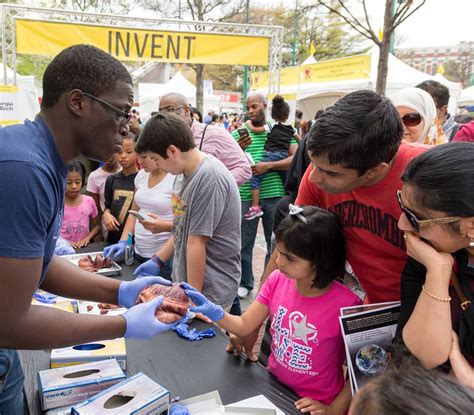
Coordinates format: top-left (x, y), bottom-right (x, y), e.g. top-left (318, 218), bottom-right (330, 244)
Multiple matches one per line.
top-left (392, 0), bottom-right (426, 31)
top-left (362, 0), bottom-right (377, 40)
top-left (317, 1), bottom-right (377, 43)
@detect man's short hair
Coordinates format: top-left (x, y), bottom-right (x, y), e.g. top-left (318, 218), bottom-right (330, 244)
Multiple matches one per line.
top-left (160, 92), bottom-right (189, 108)
top-left (416, 80), bottom-right (450, 108)
top-left (307, 90), bottom-right (403, 175)
top-left (41, 44), bottom-right (132, 108)
top-left (136, 112), bottom-right (196, 158)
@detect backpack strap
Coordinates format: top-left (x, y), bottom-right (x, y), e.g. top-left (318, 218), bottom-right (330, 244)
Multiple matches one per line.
top-left (199, 124), bottom-right (209, 151)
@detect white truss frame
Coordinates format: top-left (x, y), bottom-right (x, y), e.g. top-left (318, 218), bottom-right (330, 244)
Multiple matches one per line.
top-left (0, 3), bottom-right (282, 96)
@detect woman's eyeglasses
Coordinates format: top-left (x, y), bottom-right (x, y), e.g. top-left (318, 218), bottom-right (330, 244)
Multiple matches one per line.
top-left (396, 190), bottom-right (461, 232)
top-left (83, 92), bottom-right (132, 125)
top-left (401, 113), bottom-right (422, 127)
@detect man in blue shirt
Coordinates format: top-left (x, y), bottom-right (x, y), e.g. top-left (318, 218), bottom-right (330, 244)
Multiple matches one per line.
top-left (0, 45), bottom-right (175, 412)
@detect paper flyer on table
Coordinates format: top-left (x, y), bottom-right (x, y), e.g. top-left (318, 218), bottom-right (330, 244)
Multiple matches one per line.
top-left (339, 302), bottom-right (400, 393)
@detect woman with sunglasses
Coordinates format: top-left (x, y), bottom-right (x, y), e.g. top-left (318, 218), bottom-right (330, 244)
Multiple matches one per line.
top-left (391, 87), bottom-right (446, 145)
top-left (396, 142), bottom-right (473, 387)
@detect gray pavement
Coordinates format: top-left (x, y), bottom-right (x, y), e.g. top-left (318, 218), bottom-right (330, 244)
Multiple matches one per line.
top-left (240, 223), bottom-right (267, 312)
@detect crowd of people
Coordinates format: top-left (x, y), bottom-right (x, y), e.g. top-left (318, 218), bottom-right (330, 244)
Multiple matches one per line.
top-left (0, 44), bottom-right (473, 414)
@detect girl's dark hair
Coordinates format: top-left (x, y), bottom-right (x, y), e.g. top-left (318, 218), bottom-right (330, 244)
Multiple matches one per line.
top-left (66, 159), bottom-right (85, 183)
top-left (401, 142), bottom-right (474, 217)
top-left (275, 206), bottom-right (346, 289)
top-left (352, 364), bottom-right (474, 415)
top-left (271, 95), bottom-right (290, 122)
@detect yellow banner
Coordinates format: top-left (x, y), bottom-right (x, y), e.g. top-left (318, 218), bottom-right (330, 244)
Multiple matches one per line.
top-left (251, 54), bottom-right (371, 90)
top-left (16, 19), bottom-right (269, 65)
top-left (251, 66), bottom-right (300, 90)
top-left (302, 55), bottom-right (371, 83)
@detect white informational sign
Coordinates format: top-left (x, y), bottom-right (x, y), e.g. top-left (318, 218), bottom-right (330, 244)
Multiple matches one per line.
top-left (0, 85), bottom-right (20, 126)
top-left (203, 79), bottom-right (214, 95)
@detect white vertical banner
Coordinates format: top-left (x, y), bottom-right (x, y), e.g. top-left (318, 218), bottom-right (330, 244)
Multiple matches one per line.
top-left (0, 86), bottom-right (21, 126)
top-left (203, 80), bottom-right (214, 95)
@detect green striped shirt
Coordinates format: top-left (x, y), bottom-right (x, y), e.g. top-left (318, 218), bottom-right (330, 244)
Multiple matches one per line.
top-left (232, 126), bottom-right (296, 202)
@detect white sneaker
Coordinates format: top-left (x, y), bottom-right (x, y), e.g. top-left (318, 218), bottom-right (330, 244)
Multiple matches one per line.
top-left (238, 286), bottom-right (250, 299)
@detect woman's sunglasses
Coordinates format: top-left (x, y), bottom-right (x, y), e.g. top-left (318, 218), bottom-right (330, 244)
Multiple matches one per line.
top-left (401, 113), bottom-right (422, 127)
top-left (396, 190), bottom-right (461, 233)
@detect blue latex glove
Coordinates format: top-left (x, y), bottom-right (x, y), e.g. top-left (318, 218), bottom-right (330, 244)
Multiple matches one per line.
top-left (118, 276), bottom-right (172, 309)
top-left (170, 403), bottom-right (190, 415)
top-left (54, 235), bottom-right (75, 256)
top-left (123, 295), bottom-right (175, 339)
top-left (33, 292), bottom-right (58, 304)
top-left (172, 322), bottom-right (216, 341)
top-left (103, 240), bottom-right (127, 259)
top-left (181, 282), bottom-right (225, 322)
top-left (133, 258), bottom-right (160, 277)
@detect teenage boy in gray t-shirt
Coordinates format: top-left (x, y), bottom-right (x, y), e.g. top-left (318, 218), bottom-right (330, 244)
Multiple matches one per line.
top-left (134, 113), bottom-right (241, 308)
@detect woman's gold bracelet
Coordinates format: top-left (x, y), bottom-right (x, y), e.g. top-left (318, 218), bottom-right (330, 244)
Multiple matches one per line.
top-left (421, 285), bottom-right (451, 302)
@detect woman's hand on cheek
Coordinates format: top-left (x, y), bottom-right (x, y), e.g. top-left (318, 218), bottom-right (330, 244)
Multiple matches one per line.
top-left (404, 231), bottom-right (453, 271)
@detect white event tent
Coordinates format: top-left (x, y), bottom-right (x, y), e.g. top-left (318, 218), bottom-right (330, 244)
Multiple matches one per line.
top-left (458, 85), bottom-right (474, 107)
top-left (138, 72), bottom-right (220, 117)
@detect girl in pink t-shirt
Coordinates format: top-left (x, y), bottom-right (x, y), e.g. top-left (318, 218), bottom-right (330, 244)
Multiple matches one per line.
top-left (60, 161), bottom-right (100, 248)
top-left (183, 206), bottom-right (362, 415)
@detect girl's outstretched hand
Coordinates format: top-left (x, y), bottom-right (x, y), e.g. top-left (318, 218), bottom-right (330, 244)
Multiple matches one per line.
top-left (404, 231), bottom-right (453, 273)
top-left (295, 397), bottom-right (332, 414)
top-left (181, 283), bottom-right (225, 322)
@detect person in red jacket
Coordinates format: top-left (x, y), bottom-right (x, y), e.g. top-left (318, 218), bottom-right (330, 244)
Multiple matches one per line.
top-left (452, 120), bottom-right (474, 143)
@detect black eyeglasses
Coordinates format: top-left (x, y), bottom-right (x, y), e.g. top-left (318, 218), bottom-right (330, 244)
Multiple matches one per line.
top-left (158, 105), bottom-right (185, 113)
top-left (83, 92), bottom-right (132, 125)
top-left (396, 190), bottom-right (460, 232)
top-left (401, 113), bottom-right (422, 127)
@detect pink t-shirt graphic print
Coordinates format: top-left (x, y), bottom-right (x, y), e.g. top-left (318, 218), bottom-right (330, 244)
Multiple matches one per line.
top-left (60, 195), bottom-right (98, 243)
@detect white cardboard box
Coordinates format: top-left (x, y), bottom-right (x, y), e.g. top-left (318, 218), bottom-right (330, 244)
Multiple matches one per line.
top-left (50, 338), bottom-right (126, 370)
top-left (71, 372), bottom-right (169, 415)
top-left (38, 359), bottom-right (125, 410)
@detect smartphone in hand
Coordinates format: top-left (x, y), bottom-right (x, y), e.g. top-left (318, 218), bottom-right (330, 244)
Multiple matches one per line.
top-left (237, 127), bottom-right (250, 140)
top-left (129, 210), bottom-right (149, 221)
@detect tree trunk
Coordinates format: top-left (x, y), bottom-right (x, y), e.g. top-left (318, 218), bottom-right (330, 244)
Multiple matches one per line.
top-left (376, 40), bottom-right (390, 95)
top-left (375, 0), bottom-right (393, 95)
top-left (195, 64), bottom-right (204, 115)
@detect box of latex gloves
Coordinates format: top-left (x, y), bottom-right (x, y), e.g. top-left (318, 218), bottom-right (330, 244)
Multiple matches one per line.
top-left (38, 359), bottom-right (125, 411)
top-left (50, 338), bottom-right (126, 370)
top-left (72, 372), bottom-right (169, 415)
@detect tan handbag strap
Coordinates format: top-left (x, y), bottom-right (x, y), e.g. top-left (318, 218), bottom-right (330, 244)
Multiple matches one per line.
top-left (451, 271), bottom-right (472, 311)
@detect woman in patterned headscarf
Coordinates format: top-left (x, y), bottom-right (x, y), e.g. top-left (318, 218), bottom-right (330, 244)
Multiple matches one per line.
top-left (391, 87), bottom-right (446, 145)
